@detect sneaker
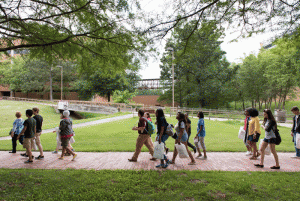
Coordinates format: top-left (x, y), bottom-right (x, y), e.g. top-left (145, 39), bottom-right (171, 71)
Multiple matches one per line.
top-left (162, 163), bottom-right (169, 168)
top-left (35, 155), bottom-right (44, 160)
top-left (20, 153), bottom-right (28, 157)
top-left (72, 154), bottom-right (77, 161)
top-left (24, 160), bottom-right (33, 163)
top-left (156, 164), bottom-right (163, 168)
top-left (58, 157), bottom-right (64, 160)
top-left (246, 151), bottom-right (252, 156)
top-left (291, 155), bottom-right (300, 158)
top-left (199, 156), bottom-right (207, 160)
top-left (52, 151), bottom-right (58, 154)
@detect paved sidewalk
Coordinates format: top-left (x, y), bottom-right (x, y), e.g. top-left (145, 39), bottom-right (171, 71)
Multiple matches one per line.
top-left (1, 151), bottom-right (299, 172)
top-left (0, 114), bottom-right (134, 141)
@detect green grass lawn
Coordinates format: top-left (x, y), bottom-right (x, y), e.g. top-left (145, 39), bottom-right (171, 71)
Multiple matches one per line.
top-left (0, 100), bottom-right (130, 137)
top-left (0, 168), bottom-right (299, 201)
top-left (0, 117), bottom-right (295, 152)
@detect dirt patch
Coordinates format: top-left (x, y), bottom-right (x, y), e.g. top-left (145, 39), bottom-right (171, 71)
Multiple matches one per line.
top-left (209, 190), bottom-right (226, 200)
top-left (184, 197), bottom-right (195, 201)
top-left (189, 179), bottom-right (209, 185)
top-left (251, 184), bottom-right (258, 192)
top-left (178, 172), bottom-right (188, 177)
top-left (107, 179), bottom-right (118, 184)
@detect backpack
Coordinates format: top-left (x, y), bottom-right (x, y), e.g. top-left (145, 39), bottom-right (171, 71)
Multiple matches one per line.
top-left (146, 120), bottom-right (156, 135)
top-left (274, 129), bottom-right (281, 145)
top-left (143, 117), bottom-right (155, 135)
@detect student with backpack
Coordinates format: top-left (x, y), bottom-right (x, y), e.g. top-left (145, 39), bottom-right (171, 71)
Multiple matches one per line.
top-left (155, 108), bottom-right (170, 168)
top-left (254, 109), bottom-right (280, 169)
top-left (128, 109), bottom-right (156, 162)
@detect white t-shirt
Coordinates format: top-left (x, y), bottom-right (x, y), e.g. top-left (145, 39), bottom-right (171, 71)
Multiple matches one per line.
top-left (295, 115), bottom-right (299, 131)
top-left (175, 121), bottom-right (187, 135)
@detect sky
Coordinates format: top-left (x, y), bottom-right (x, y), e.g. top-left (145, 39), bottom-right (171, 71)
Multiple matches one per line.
top-left (137, 0), bottom-right (274, 79)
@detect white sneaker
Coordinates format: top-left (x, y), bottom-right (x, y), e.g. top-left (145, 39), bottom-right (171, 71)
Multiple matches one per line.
top-left (246, 151), bottom-right (252, 156)
top-left (291, 155), bottom-right (300, 158)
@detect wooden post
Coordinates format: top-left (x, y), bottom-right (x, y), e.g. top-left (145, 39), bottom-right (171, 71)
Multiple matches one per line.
top-left (209, 109), bottom-right (211, 120)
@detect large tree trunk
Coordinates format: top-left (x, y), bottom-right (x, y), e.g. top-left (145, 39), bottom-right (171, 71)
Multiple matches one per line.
top-left (107, 92), bottom-right (111, 102)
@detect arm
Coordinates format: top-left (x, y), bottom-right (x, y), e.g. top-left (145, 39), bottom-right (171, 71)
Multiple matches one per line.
top-left (291, 117), bottom-right (295, 135)
top-left (158, 126), bottom-right (164, 143)
top-left (17, 126), bottom-right (27, 140)
top-left (176, 128), bottom-right (184, 144)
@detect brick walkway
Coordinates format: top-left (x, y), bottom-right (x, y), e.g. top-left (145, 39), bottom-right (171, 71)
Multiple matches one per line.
top-left (1, 151), bottom-right (299, 172)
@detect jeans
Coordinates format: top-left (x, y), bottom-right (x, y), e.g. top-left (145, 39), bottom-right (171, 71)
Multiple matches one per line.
top-left (12, 134), bottom-right (24, 152)
top-left (294, 132), bottom-right (300, 157)
top-left (187, 132), bottom-right (196, 150)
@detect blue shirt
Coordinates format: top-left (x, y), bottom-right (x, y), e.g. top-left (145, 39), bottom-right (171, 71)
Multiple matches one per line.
top-left (12, 118), bottom-right (24, 135)
top-left (197, 118), bottom-right (206, 137)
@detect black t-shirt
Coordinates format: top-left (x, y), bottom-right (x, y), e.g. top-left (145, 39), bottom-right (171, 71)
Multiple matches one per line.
top-left (23, 118), bottom-right (36, 138)
top-left (33, 115), bottom-right (43, 133)
top-left (157, 117), bottom-right (168, 135)
top-left (186, 117), bottom-right (191, 134)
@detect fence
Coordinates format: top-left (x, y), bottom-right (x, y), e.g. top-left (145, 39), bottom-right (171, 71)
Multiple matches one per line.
top-left (140, 106), bottom-right (293, 123)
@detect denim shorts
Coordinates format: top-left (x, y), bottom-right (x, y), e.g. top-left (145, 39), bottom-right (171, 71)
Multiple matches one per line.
top-left (263, 138), bottom-right (276, 144)
top-left (156, 134), bottom-right (169, 144)
top-left (177, 133), bottom-right (188, 142)
top-left (248, 134), bottom-right (260, 142)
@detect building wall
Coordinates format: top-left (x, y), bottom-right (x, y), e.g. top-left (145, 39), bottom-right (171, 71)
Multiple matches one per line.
top-left (13, 92), bottom-right (80, 100)
top-left (132, 95), bottom-right (179, 107)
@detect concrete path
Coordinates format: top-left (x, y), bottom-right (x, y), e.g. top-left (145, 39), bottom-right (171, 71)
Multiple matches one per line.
top-left (1, 151), bottom-right (299, 172)
top-left (0, 114), bottom-right (134, 141)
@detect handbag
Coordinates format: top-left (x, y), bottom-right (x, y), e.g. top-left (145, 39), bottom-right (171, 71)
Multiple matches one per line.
top-left (166, 124), bottom-right (174, 136)
top-left (153, 141), bottom-right (164, 159)
top-left (259, 139), bottom-right (271, 155)
top-left (238, 126), bottom-right (245, 140)
top-left (193, 137), bottom-right (203, 149)
top-left (272, 127), bottom-right (281, 145)
top-left (175, 143), bottom-right (189, 158)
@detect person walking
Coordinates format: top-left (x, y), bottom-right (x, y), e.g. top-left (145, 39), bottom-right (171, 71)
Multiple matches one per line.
top-left (291, 106), bottom-right (300, 158)
top-left (244, 108), bottom-right (253, 156)
top-left (9, 112), bottom-right (24, 153)
top-left (58, 110), bottom-right (77, 161)
top-left (185, 113), bottom-right (197, 154)
top-left (32, 107), bottom-right (44, 160)
top-left (128, 109), bottom-right (156, 162)
top-left (195, 111), bottom-right (207, 160)
top-left (17, 109), bottom-right (36, 163)
top-left (247, 108), bottom-right (261, 160)
top-left (155, 108), bottom-right (170, 168)
top-left (170, 112), bottom-right (196, 165)
top-left (254, 109), bottom-right (280, 169)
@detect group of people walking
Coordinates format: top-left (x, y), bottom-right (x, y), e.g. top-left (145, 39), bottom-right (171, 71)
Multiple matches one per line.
top-left (128, 109), bottom-right (207, 168)
top-left (9, 107), bottom-right (77, 163)
top-left (8, 105), bottom-right (300, 169)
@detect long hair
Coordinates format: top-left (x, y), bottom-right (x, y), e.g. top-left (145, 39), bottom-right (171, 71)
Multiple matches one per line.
top-left (250, 108), bottom-right (259, 117)
top-left (263, 109), bottom-right (277, 130)
top-left (156, 108), bottom-right (165, 120)
top-left (177, 112), bottom-right (187, 129)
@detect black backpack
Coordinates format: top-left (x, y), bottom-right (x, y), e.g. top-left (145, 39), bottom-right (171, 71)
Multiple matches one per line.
top-left (274, 128), bottom-right (281, 145)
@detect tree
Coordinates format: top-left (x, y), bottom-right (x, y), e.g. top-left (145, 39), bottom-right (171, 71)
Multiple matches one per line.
top-left (146, 0), bottom-right (300, 44)
top-left (0, 0), bottom-right (147, 72)
top-left (2, 56), bottom-right (77, 98)
top-left (112, 90), bottom-right (137, 104)
top-left (159, 21), bottom-right (236, 108)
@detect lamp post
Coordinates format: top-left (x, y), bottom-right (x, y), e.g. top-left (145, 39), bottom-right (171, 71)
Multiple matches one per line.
top-left (167, 47), bottom-right (175, 108)
top-left (50, 65), bottom-right (63, 101)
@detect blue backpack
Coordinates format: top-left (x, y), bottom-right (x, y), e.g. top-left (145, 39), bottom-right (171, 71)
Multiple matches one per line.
top-left (143, 117), bottom-right (155, 135)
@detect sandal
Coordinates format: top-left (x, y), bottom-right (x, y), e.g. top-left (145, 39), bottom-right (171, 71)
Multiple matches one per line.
top-left (169, 161), bottom-right (175, 164)
top-left (20, 153), bottom-right (28, 157)
top-left (254, 164), bottom-right (264, 168)
top-left (270, 166), bottom-right (280, 169)
top-left (58, 157), bottom-right (64, 160)
top-left (249, 156), bottom-right (258, 160)
top-left (188, 161), bottom-right (196, 165)
top-left (156, 164), bottom-right (163, 168)
top-left (150, 158), bottom-right (157, 161)
top-left (24, 160), bottom-right (33, 163)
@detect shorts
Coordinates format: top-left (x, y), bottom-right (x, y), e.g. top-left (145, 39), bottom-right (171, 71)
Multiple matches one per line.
top-left (61, 138), bottom-right (70, 148)
top-left (34, 132), bottom-right (42, 146)
top-left (196, 136), bottom-right (206, 149)
top-left (177, 133), bottom-right (188, 142)
top-left (248, 134), bottom-right (260, 143)
top-left (156, 134), bottom-right (169, 144)
top-left (263, 138), bottom-right (276, 144)
top-left (23, 138), bottom-right (32, 150)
